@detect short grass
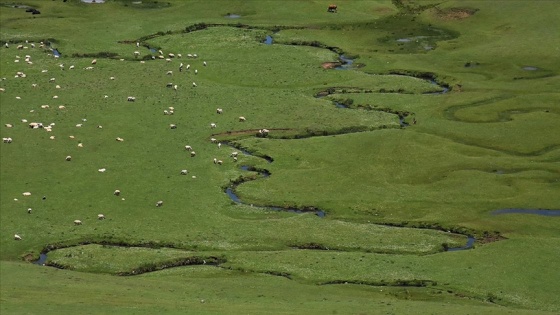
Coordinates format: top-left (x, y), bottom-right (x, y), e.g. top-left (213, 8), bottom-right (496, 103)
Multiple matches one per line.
top-left (1, 0), bottom-right (559, 314)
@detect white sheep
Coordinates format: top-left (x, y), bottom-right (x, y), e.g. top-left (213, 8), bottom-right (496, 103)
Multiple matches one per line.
top-left (127, 96), bottom-right (136, 102)
top-left (49, 77), bottom-right (55, 82)
top-left (230, 152), bottom-right (239, 157)
top-left (156, 200), bottom-right (163, 207)
top-left (136, 42), bottom-right (140, 47)
top-left (98, 214), bottom-right (105, 220)
top-left (165, 58), bottom-right (171, 62)
top-left (98, 168), bottom-right (106, 173)
top-left (239, 116), bottom-right (246, 122)
top-left (210, 138), bottom-right (217, 143)
top-left (192, 82), bottom-right (197, 87)
top-left (217, 142), bottom-right (222, 149)
top-left (114, 190), bottom-right (121, 196)
top-left (49, 136), bottom-right (55, 140)
top-left (173, 84), bottom-right (178, 91)
top-left (41, 105), bottom-right (50, 109)
top-left (216, 108), bottom-right (223, 114)
top-left (3, 137), bottom-right (13, 143)
top-left (78, 143), bottom-right (83, 148)
top-left (217, 160), bottom-right (223, 165)
top-left (22, 192), bottom-right (31, 196)
top-left (190, 151), bottom-right (196, 157)
top-left (74, 219), bottom-right (82, 225)
top-left (134, 51), bottom-right (140, 57)
top-left (5, 124), bottom-right (13, 128)
top-left (180, 169), bottom-right (188, 175)
top-left (91, 59), bottom-right (97, 65)
top-left (170, 124), bottom-right (177, 129)
top-left (27, 208), bottom-right (32, 214)
top-left (65, 155), bottom-right (72, 161)
top-left (203, 61), bottom-right (207, 66)
top-left (69, 65), bottom-right (75, 70)
top-left (52, 95), bottom-right (58, 99)
top-left (116, 137), bottom-right (124, 142)
top-left (194, 69), bottom-right (198, 74)
top-left (58, 105), bottom-right (66, 109)
top-left (166, 70), bottom-right (173, 75)
top-left (185, 145), bottom-right (193, 151)
top-left (76, 124), bottom-right (82, 128)
top-left (210, 123), bottom-right (216, 128)
top-left (55, 85), bottom-right (61, 89)
top-left (168, 53), bottom-right (175, 58)
top-left (14, 234), bottom-right (22, 240)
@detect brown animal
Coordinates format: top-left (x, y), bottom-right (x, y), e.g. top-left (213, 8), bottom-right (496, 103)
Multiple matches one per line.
top-left (328, 4), bottom-right (337, 13)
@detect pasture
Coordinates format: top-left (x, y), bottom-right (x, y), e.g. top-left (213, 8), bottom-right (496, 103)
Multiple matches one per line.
top-left (1, 0), bottom-right (559, 314)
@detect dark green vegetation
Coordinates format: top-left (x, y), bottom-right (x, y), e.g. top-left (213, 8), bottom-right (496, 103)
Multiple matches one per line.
top-left (1, 0), bottom-right (559, 314)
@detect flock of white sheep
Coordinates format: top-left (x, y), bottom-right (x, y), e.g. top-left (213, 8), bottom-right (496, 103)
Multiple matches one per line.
top-left (3, 39), bottom-right (270, 242)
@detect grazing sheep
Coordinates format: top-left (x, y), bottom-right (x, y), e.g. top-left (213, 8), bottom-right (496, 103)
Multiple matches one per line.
top-left (65, 155), bottom-right (72, 161)
top-left (49, 136), bottom-right (55, 140)
top-left (41, 105), bottom-right (50, 109)
top-left (84, 66), bottom-right (94, 70)
top-left (192, 82), bottom-right (197, 87)
top-left (166, 82), bottom-right (173, 88)
top-left (91, 59), bottom-right (97, 65)
top-left (180, 169), bottom-right (188, 175)
top-left (136, 42), bottom-right (140, 47)
top-left (74, 220), bottom-right (82, 225)
top-left (15, 96), bottom-right (21, 100)
top-left (210, 123), bottom-right (216, 128)
top-left (114, 190), bottom-right (121, 196)
top-left (156, 200), bottom-right (163, 207)
top-left (22, 192), bottom-right (31, 196)
top-left (230, 152), bottom-right (239, 157)
top-left (97, 125), bottom-right (102, 129)
top-left (52, 95), bottom-right (58, 99)
top-left (186, 64), bottom-right (190, 70)
top-left (55, 85), bottom-right (61, 89)
top-left (217, 160), bottom-right (223, 165)
top-left (58, 105), bottom-right (66, 109)
top-left (166, 70), bottom-right (173, 75)
top-left (49, 77), bottom-right (55, 83)
top-left (239, 116), bottom-right (246, 122)
top-left (116, 137), bottom-right (124, 142)
top-left (168, 53), bottom-right (175, 58)
top-left (170, 124), bottom-right (177, 129)
top-left (134, 51), bottom-right (140, 57)
top-left (173, 85), bottom-right (178, 91)
top-left (78, 142), bottom-right (83, 147)
top-left (210, 138), bottom-right (217, 143)
top-left (216, 108), bottom-right (223, 114)
top-left (158, 50), bottom-right (163, 55)
top-left (14, 234), bottom-right (22, 240)
top-left (98, 168), bottom-right (106, 173)
top-left (27, 208), bottom-right (32, 214)
top-left (185, 145), bottom-right (193, 151)
top-left (127, 96), bottom-right (136, 102)
top-left (110, 77), bottom-right (115, 80)
top-left (31, 84), bottom-right (37, 88)
top-left (5, 124), bottom-right (13, 128)
top-left (165, 58), bottom-right (171, 62)
top-left (69, 135), bottom-right (75, 139)
top-left (203, 61), bottom-right (207, 66)
top-left (190, 151), bottom-right (196, 157)
top-left (217, 142), bottom-right (222, 149)
top-left (3, 137), bottom-right (13, 143)
top-left (213, 158), bottom-right (217, 164)
top-left (179, 63), bottom-right (183, 71)
top-left (233, 156), bottom-right (238, 162)
top-left (164, 110), bottom-right (169, 115)
top-left (98, 214), bottom-right (105, 220)
top-left (177, 54), bottom-right (182, 58)
top-left (69, 65), bottom-right (75, 69)
top-left (76, 124), bottom-right (82, 128)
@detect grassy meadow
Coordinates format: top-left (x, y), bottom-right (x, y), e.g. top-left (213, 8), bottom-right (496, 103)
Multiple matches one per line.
top-left (1, 0), bottom-right (559, 314)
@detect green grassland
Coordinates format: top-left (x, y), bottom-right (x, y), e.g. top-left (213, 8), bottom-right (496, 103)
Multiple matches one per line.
top-left (1, 0), bottom-right (559, 314)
